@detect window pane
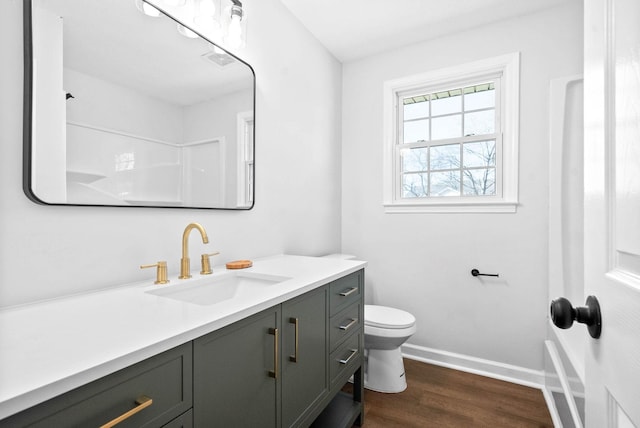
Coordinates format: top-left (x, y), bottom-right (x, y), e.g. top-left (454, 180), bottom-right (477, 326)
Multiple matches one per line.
top-left (430, 143), bottom-right (460, 170)
top-left (404, 101), bottom-right (428, 120)
top-left (430, 170), bottom-right (460, 197)
top-left (402, 147), bottom-right (428, 172)
top-left (432, 94), bottom-right (461, 116)
top-left (463, 168), bottom-right (495, 195)
top-left (402, 173), bottom-right (429, 198)
top-left (463, 141), bottom-right (496, 168)
top-left (431, 115), bottom-right (461, 140)
top-left (465, 88), bottom-right (495, 110)
top-left (404, 119), bottom-right (429, 143)
top-left (464, 110), bottom-right (495, 136)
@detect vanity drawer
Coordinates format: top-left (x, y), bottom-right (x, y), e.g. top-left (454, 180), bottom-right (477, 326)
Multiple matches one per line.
top-left (329, 303), bottom-right (361, 352)
top-left (1, 343), bottom-right (193, 428)
top-left (329, 333), bottom-right (362, 388)
top-left (329, 270), bottom-right (362, 316)
top-left (162, 409), bottom-right (193, 427)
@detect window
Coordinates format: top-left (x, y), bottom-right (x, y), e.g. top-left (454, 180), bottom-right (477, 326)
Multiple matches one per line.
top-left (383, 53), bottom-right (520, 213)
top-left (236, 111), bottom-right (254, 208)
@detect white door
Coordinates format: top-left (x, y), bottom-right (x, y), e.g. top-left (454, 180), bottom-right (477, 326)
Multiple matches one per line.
top-left (583, 0), bottom-right (640, 426)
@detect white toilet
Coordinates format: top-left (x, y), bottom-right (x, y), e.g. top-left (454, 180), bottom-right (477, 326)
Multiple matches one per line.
top-left (364, 305), bottom-right (417, 393)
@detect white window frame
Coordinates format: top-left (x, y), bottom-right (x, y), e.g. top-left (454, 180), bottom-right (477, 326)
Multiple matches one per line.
top-left (236, 110), bottom-right (254, 208)
top-left (383, 52), bottom-right (520, 213)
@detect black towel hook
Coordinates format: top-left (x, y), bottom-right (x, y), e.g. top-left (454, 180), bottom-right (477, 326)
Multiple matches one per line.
top-left (471, 269), bottom-right (499, 277)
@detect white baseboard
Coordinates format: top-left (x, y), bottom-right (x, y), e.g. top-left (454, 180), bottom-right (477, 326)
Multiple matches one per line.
top-left (401, 343), bottom-right (546, 389)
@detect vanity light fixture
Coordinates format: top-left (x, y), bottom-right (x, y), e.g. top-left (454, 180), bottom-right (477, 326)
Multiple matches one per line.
top-left (135, 0), bottom-right (247, 49)
top-left (222, 0), bottom-right (245, 49)
top-left (199, 0), bottom-right (216, 15)
top-left (162, 0), bottom-right (187, 6)
top-left (194, 0), bottom-right (223, 41)
top-left (134, 0), bottom-right (161, 17)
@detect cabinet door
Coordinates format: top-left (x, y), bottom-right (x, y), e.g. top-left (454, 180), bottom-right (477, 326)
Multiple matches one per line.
top-left (281, 286), bottom-right (328, 428)
top-left (193, 307), bottom-right (280, 428)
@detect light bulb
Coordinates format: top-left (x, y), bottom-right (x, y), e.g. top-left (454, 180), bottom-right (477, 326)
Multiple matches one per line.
top-left (199, 0), bottom-right (216, 16)
top-left (134, 0), bottom-right (161, 17)
top-left (225, 14), bottom-right (242, 48)
top-left (163, 0), bottom-right (186, 6)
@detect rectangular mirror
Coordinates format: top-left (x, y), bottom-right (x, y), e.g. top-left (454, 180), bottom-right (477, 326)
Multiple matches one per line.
top-left (23, 0), bottom-right (255, 209)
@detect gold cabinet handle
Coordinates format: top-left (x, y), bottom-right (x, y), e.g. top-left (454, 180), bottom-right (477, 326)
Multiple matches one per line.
top-left (200, 252), bottom-right (220, 275)
top-left (339, 287), bottom-right (358, 297)
top-left (338, 349), bottom-right (358, 365)
top-left (140, 261), bottom-right (169, 284)
top-left (289, 317), bottom-right (299, 363)
top-left (268, 327), bottom-right (279, 378)
top-left (100, 395), bottom-right (153, 428)
top-left (339, 318), bottom-right (358, 331)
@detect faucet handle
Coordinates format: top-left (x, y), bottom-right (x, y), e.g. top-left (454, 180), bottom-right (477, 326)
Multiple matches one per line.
top-left (200, 252), bottom-right (220, 275)
top-left (140, 261), bottom-right (170, 284)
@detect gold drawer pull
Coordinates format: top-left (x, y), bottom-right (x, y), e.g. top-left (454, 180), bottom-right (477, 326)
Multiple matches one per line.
top-left (289, 317), bottom-right (299, 363)
top-left (339, 318), bottom-right (358, 331)
top-left (268, 327), bottom-right (279, 378)
top-left (100, 395), bottom-right (153, 428)
top-left (339, 287), bottom-right (358, 297)
top-left (338, 349), bottom-right (358, 365)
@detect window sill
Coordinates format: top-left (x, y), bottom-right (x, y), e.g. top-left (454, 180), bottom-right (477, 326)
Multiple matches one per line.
top-left (383, 200), bottom-right (518, 214)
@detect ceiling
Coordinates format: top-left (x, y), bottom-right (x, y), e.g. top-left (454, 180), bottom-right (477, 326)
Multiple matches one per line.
top-left (279, 0), bottom-right (575, 62)
top-left (39, 0), bottom-right (253, 106)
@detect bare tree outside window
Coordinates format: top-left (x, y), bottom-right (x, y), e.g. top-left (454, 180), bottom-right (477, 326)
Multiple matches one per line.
top-left (401, 140), bottom-right (496, 197)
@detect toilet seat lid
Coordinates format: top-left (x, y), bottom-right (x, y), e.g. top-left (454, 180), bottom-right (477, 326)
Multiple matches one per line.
top-left (364, 305), bottom-right (416, 329)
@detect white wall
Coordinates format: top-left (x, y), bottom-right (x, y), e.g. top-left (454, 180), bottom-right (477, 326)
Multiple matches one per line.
top-left (31, 6), bottom-right (66, 202)
top-left (65, 68), bottom-right (184, 204)
top-left (183, 89), bottom-right (253, 206)
top-left (0, 0), bottom-right (342, 307)
top-left (341, 2), bottom-right (583, 371)
top-left (65, 68), bottom-right (184, 143)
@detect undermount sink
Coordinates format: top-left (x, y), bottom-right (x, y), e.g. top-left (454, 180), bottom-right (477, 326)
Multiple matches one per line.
top-left (145, 271), bottom-right (290, 306)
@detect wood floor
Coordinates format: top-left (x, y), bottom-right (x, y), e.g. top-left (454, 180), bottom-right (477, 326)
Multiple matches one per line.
top-left (353, 359), bottom-right (553, 428)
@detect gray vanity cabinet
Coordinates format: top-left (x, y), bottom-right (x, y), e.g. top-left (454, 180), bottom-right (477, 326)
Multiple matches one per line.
top-left (0, 269), bottom-right (364, 428)
top-left (281, 287), bottom-right (328, 427)
top-left (191, 270), bottom-right (367, 428)
top-left (162, 409), bottom-right (194, 428)
top-left (193, 306), bottom-right (281, 427)
top-left (193, 286), bottom-right (328, 428)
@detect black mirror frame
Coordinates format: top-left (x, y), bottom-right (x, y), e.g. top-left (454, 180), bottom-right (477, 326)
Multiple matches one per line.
top-left (22, 0), bottom-right (256, 210)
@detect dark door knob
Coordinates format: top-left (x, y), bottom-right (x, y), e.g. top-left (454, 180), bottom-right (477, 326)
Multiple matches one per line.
top-left (550, 295), bottom-right (602, 339)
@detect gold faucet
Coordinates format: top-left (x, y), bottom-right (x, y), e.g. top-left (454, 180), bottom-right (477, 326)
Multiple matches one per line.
top-left (140, 261), bottom-right (170, 284)
top-left (179, 222), bottom-right (209, 279)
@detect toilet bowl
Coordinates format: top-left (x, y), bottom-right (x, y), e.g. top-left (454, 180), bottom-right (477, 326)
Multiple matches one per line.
top-left (364, 304), bottom-right (416, 393)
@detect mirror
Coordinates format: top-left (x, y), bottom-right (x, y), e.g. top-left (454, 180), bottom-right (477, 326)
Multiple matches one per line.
top-left (23, 0), bottom-right (255, 209)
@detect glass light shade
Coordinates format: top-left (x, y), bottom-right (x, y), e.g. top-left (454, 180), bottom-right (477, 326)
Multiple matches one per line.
top-left (134, 0), bottom-right (161, 17)
top-left (163, 0), bottom-right (186, 6)
top-left (222, 3), bottom-right (246, 49)
top-left (194, 15), bottom-right (222, 41)
top-left (199, 0), bottom-right (216, 16)
top-left (225, 15), bottom-right (242, 48)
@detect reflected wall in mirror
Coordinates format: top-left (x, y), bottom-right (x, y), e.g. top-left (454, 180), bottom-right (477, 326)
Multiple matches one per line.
top-left (23, 0), bottom-right (255, 209)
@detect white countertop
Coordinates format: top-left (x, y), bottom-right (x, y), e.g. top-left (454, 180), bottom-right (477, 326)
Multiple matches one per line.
top-left (0, 254), bottom-right (366, 420)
